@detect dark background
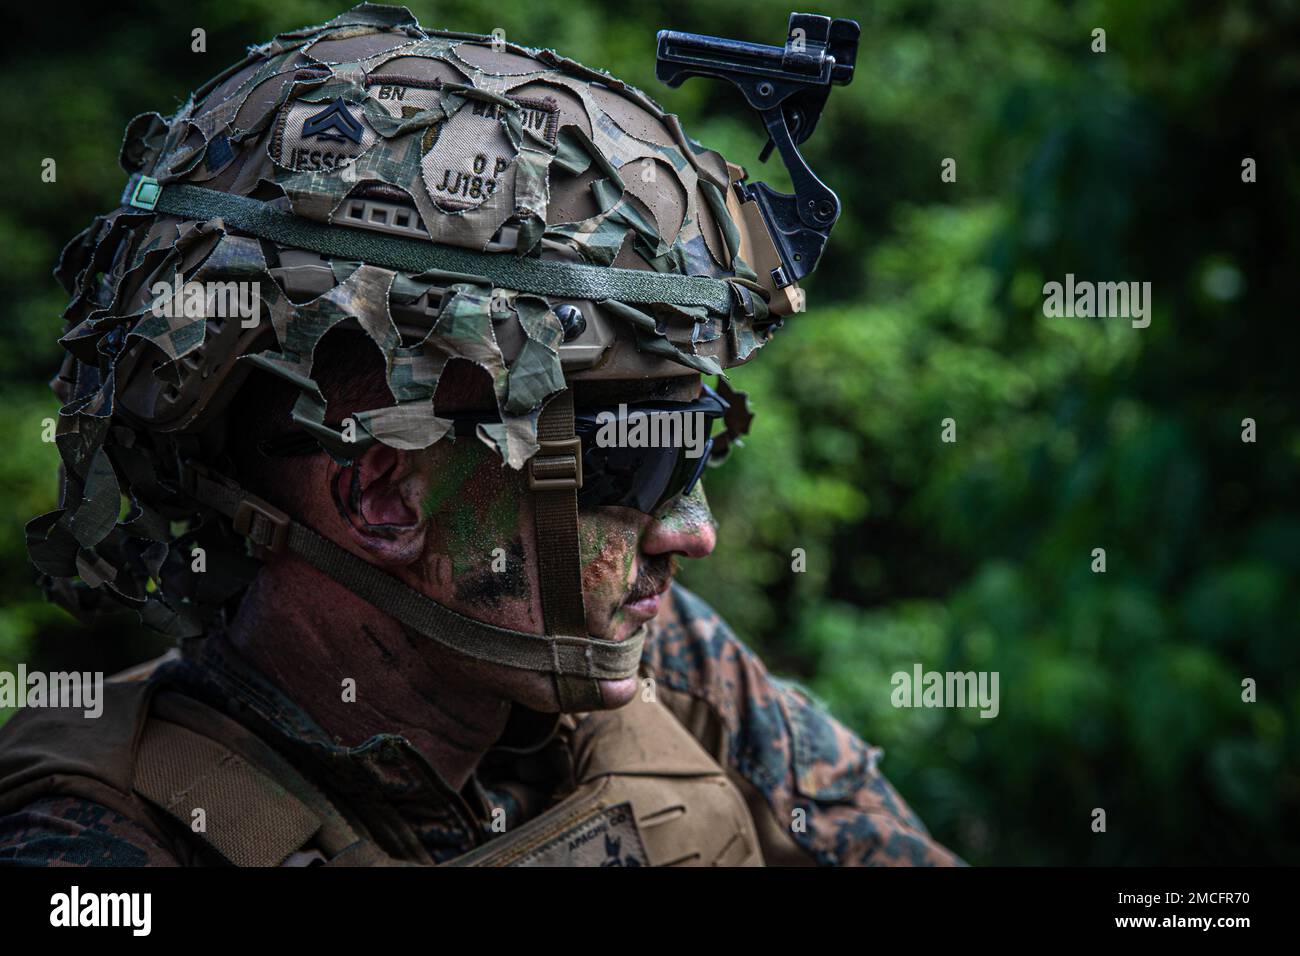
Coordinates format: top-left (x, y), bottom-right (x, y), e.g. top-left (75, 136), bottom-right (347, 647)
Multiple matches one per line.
top-left (0, 0), bottom-right (1296, 865)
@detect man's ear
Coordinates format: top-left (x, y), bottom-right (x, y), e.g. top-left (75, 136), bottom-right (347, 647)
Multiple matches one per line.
top-left (328, 441), bottom-right (429, 566)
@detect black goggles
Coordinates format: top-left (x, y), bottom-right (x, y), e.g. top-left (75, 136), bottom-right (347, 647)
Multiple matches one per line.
top-left (261, 386), bottom-right (730, 516)
top-left (448, 385), bottom-right (729, 515)
top-left (572, 385), bottom-right (729, 515)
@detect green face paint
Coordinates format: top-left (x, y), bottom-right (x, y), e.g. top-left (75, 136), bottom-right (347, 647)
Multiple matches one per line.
top-left (420, 439), bottom-right (485, 519)
top-left (423, 440), bottom-right (525, 585)
top-left (652, 484), bottom-right (717, 538)
top-left (444, 489), bottom-right (520, 579)
top-left (416, 440), bottom-right (718, 641)
top-left (410, 437), bottom-right (535, 617)
top-left (577, 513), bottom-right (609, 568)
top-left (571, 503), bottom-right (643, 640)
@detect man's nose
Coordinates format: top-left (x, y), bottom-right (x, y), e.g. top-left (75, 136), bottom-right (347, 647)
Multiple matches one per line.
top-left (640, 486), bottom-right (718, 559)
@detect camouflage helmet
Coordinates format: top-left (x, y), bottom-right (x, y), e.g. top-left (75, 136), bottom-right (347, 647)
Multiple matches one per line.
top-left (30, 3), bottom-right (855, 710)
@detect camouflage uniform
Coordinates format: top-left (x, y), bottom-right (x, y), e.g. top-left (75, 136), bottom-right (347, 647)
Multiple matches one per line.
top-left (0, 584), bottom-right (959, 866)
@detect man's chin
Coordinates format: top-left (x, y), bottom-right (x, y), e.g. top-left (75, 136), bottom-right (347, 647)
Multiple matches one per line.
top-left (494, 668), bottom-right (639, 714)
top-left (597, 677), bottom-right (638, 709)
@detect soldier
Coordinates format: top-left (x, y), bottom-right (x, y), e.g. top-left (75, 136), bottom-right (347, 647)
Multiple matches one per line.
top-left (0, 4), bottom-right (959, 867)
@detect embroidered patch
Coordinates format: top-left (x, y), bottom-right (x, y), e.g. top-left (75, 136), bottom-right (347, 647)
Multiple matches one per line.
top-left (367, 74), bottom-right (445, 119)
top-left (513, 802), bottom-right (648, 867)
top-left (419, 95), bottom-right (558, 212)
top-left (270, 97), bottom-right (377, 171)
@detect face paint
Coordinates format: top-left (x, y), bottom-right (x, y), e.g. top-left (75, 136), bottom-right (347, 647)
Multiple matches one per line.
top-left (410, 434), bottom-right (718, 645)
top-left (453, 535), bottom-right (529, 609)
top-left (652, 484), bottom-right (717, 539)
top-left (414, 438), bottom-right (534, 622)
top-left (577, 513), bottom-right (610, 568)
top-left (581, 519), bottom-right (645, 641)
top-left (420, 442), bottom-right (520, 562)
top-left (420, 439), bottom-right (484, 519)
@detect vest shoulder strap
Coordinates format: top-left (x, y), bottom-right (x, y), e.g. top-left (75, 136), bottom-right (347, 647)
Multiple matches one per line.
top-left (132, 709), bottom-right (322, 867)
top-left (449, 694), bottom-right (764, 867)
top-left (0, 655), bottom-right (339, 867)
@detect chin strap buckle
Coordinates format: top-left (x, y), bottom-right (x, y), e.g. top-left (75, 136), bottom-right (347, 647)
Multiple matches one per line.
top-left (528, 437), bottom-right (584, 492)
top-left (179, 458), bottom-right (292, 558)
top-left (232, 497), bottom-right (291, 556)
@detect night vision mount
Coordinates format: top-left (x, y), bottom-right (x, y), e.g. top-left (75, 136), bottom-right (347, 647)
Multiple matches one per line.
top-left (656, 12), bottom-right (860, 289)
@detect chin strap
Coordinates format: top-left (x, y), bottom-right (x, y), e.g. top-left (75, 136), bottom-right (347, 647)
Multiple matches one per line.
top-left (180, 425), bottom-right (636, 712)
top-left (529, 389), bottom-right (604, 711)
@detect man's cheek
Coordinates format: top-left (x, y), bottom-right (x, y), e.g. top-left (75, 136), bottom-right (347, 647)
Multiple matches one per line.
top-left (420, 446), bottom-right (522, 573)
top-left (578, 514), bottom-right (640, 599)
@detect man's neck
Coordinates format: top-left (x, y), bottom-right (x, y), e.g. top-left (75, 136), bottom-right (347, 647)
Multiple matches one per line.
top-left (225, 554), bottom-right (512, 793)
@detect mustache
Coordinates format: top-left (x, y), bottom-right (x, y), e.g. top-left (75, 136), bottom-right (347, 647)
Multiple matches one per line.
top-left (626, 555), bottom-right (677, 602)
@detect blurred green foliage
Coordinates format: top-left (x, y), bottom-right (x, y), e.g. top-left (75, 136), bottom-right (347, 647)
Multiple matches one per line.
top-left (0, 0), bottom-right (1296, 864)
